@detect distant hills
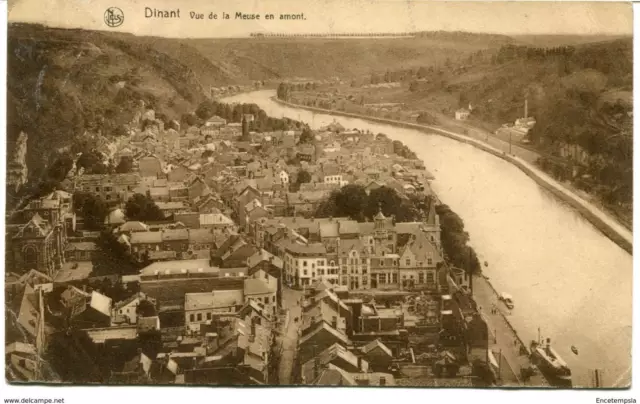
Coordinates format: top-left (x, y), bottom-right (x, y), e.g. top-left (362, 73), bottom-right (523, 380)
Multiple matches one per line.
top-left (6, 22), bottom-right (631, 193)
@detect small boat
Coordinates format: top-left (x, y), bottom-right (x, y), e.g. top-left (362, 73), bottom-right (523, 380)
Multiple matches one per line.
top-left (571, 346), bottom-right (578, 355)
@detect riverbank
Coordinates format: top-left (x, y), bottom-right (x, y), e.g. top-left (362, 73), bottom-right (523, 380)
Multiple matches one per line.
top-left (272, 97), bottom-right (632, 255)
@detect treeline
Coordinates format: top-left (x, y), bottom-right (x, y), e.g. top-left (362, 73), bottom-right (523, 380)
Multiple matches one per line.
top-left (435, 204), bottom-right (481, 275)
top-left (191, 98), bottom-right (306, 133)
top-left (277, 82), bottom-right (320, 101)
top-left (494, 44), bottom-right (576, 63)
top-left (315, 185), bottom-right (423, 223)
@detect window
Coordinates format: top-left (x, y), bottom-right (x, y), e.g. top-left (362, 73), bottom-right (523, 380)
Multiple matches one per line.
top-left (303, 270), bottom-right (308, 276)
top-left (272, 296), bottom-right (276, 303)
top-left (419, 272), bottom-right (425, 284)
top-left (190, 314), bottom-right (195, 322)
top-left (405, 258), bottom-right (411, 266)
top-left (197, 313), bottom-right (202, 321)
top-left (106, 195), bottom-right (111, 201)
top-left (427, 272), bottom-right (435, 284)
top-left (207, 313), bottom-right (212, 320)
top-left (95, 187), bottom-right (100, 192)
top-left (119, 310), bottom-right (123, 314)
top-left (329, 260), bottom-right (335, 267)
top-left (427, 258), bottom-right (433, 265)
top-left (303, 260), bottom-right (308, 267)
top-left (319, 260), bottom-right (325, 266)
top-left (361, 258), bottom-right (366, 264)
top-left (378, 274), bottom-right (386, 284)
top-left (342, 258), bottom-right (347, 264)
top-left (392, 273), bottom-right (398, 284)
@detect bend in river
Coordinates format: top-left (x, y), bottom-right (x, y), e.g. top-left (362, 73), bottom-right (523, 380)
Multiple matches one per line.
top-left (223, 90), bottom-right (632, 388)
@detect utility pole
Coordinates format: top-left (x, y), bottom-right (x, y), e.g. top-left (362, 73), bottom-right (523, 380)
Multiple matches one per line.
top-left (498, 349), bottom-right (503, 381)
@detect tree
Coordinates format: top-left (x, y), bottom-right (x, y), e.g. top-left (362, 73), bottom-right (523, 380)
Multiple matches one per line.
top-left (240, 116), bottom-right (250, 141)
top-left (435, 204), bottom-right (481, 275)
top-left (76, 150), bottom-right (108, 174)
top-left (291, 169), bottom-right (311, 192)
top-left (299, 127), bottom-right (314, 144)
top-left (297, 170), bottom-right (311, 185)
top-left (115, 156), bottom-right (134, 173)
top-left (136, 300), bottom-right (157, 317)
top-left (46, 154), bottom-right (74, 183)
top-left (93, 230), bottom-right (139, 277)
top-left (332, 185), bottom-right (368, 221)
top-left (277, 83), bottom-right (291, 101)
top-left (417, 112), bottom-right (437, 125)
top-left (181, 113), bottom-right (199, 128)
top-left (73, 192), bottom-right (108, 230)
top-left (195, 100), bottom-right (215, 120)
top-left (124, 194), bottom-right (165, 222)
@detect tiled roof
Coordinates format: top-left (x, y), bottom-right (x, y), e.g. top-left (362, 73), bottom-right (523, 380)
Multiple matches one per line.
top-left (244, 278), bottom-right (276, 296)
top-left (184, 289), bottom-right (244, 311)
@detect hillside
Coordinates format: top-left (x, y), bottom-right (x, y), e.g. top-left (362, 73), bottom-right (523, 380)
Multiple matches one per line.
top-left (7, 24), bottom-right (514, 186)
top-left (7, 24), bottom-right (210, 183)
top-left (10, 23), bottom-right (628, 212)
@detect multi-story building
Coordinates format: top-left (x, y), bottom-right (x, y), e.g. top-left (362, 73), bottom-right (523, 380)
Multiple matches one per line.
top-left (283, 242), bottom-right (327, 287)
top-left (74, 173), bottom-right (141, 206)
top-left (8, 192), bottom-right (74, 276)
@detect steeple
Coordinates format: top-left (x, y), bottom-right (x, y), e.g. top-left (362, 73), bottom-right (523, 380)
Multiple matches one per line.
top-left (374, 202), bottom-right (385, 221)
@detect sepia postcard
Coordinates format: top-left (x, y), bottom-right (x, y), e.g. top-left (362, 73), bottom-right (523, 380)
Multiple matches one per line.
top-left (3, 0), bottom-right (634, 395)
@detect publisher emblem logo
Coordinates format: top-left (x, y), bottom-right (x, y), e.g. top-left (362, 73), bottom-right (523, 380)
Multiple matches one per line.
top-left (104, 7), bottom-right (124, 27)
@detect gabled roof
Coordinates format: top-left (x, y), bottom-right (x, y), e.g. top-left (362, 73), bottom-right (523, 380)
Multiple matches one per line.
top-left (13, 214), bottom-right (51, 239)
top-left (299, 322), bottom-right (350, 347)
top-left (90, 291), bottom-right (113, 317)
top-left (246, 249), bottom-right (283, 270)
top-left (17, 284), bottom-right (39, 339)
top-left (360, 339), bottom-right (393, 358)
top-left (312, 364), bottom-right (358, 386)
top-left (118, 221), bottom-right (149, 233)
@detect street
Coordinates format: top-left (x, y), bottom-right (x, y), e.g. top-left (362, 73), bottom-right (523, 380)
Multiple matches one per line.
top-left (472, 275), bottom-right (545, 386)
top-left (277, 286), bottom-right (303, 385)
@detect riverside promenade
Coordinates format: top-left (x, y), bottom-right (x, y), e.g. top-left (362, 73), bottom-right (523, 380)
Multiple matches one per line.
top-left (473, 275), bottom-right (550, 388)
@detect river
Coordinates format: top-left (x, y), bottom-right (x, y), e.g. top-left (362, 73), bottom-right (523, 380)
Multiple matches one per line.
top-left (222, 90), bottom-right (632, 388)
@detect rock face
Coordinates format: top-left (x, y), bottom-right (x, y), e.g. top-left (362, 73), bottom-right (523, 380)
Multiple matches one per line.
top-left (7, 131), bottom-right (29, 193)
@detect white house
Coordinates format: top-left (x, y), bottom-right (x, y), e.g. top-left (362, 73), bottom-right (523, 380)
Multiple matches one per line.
top-left (112, 292), bottom-right (155, 325)
top-left (455, 108), bottom-right (470, 121)
top-left (279, 170), bottom-right (290, 185)
top-left (245, 272), bottom-right (278, 315)
top-left (283, 242), bottom-right (328, 287)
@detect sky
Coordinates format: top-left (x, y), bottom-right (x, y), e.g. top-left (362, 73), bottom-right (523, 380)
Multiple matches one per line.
top-left (8, 0), bottom-right (633, 38)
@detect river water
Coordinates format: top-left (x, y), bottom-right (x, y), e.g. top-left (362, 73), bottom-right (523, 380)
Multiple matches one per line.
top-left (223, 90), bottom-right (633, 388)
